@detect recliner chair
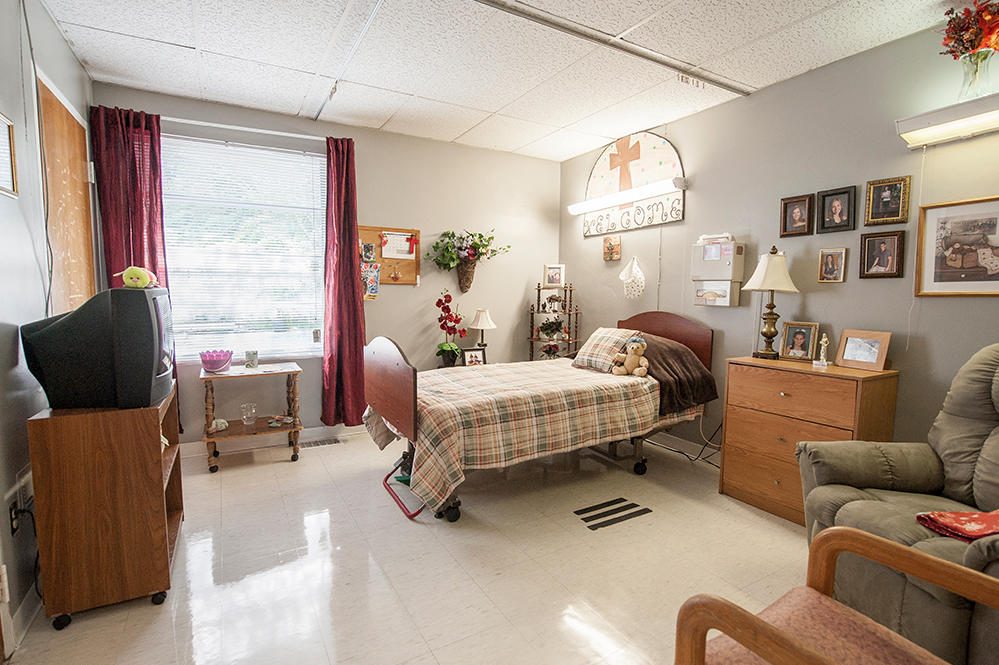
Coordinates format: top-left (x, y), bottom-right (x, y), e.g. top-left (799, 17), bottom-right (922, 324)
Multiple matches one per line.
top-left (797, 343), bottom-right (999, 665)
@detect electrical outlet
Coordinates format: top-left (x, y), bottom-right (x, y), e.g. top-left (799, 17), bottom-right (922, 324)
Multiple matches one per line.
top-left (8, 501), bottom-right (18, 537)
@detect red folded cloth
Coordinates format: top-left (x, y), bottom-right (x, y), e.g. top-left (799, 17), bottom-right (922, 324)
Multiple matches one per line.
top-left (916, 510), bottom-right (999, 542)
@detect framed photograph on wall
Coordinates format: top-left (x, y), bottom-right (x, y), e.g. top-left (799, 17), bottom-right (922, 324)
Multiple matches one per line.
top-left (780, 194), bottom-right (813, 237)
top-left (865, 175), bottom-right (911, 225)
top-left (603, 235), bottom-right (621, 261)
top-left (779, 321), bottom-right (819, 361)
top-left (835, 329), bottom-right (891, 371)
top-left (543, 263), bottom-right (566, 288)
top-left (816, 186), bottom-right (855, 233)
top-left (461, 347), bottom-right (486, 366)
top-left (916, 195), bottom-right (999, 297)
top-left (860, 231), bottom-right (904, 278)
top-left (818, 248), bottom-right (846, 283)
top-left (0, 112), bottom-right (16, 199)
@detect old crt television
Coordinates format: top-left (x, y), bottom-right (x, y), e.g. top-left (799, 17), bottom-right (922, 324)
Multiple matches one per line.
top-left (20, 287), bottom-right (175, 409)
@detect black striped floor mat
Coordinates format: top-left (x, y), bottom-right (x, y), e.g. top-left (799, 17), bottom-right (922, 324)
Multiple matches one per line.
top-left (573, 497), bottom-right (651, 530)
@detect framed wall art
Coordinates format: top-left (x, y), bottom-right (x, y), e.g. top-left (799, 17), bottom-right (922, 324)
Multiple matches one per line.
top-left (916, 195), bottom-right (999, 296)
top-left (816, 186), bottom-right (855, 233)
top-left (835, 329), bottom-right (891, 371)
top-left (780, 194), bottom-right (813, 237)
top-left (865, 175), bottom-right (910, 226)
top-left (860, 231), bottom-right (904, 279)
top-left (818, 248), bottom-right (846, 283)
top-left (603, 235), bottom-right (621, 261)
top-left (543, 263), bottom-right (566, 288)
top-left (0, 111), bottom-right (17, 198)
top-left (779, 321), bottom-right (819, 361)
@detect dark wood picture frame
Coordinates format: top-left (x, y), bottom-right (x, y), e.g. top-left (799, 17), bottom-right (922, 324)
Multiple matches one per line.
top-left (860, 230), bottom-right (905, 279)
top-left (780, 194), bottom-right (813, 237)
top-left (816, 186), bottom-right (855, 233)
top-left (865, 175), bottom-right (911, 226)
top-left (461, 347), bottom-right (486, 366)
top-left (916, 195), bottom-right (999, 297)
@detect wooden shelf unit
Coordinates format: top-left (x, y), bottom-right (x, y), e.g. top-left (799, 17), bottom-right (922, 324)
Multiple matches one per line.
top-left (529, 283), bottom-right (581, 360)
top-left (27, 384), bottom-right (183, 618)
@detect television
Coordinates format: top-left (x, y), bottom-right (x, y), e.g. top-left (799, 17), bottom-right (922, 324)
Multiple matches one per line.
top-left (20, 287), bottom-right (175, 410)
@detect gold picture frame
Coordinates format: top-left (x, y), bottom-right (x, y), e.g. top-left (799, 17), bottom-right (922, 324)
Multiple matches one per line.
top-left (915, 195), bottom-right (999, 297)
top-left (865, 175), bottom-right (910, 226)
top-left (779, 321), bottom-right (818, 361)
top-left (835, 329), bottom-right (891, 371)
top-left (0, 112), bottom-right (17, 199)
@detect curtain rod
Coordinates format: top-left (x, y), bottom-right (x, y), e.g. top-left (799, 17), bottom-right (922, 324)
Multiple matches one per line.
top-left (160, 115), bottom-right (328, 143)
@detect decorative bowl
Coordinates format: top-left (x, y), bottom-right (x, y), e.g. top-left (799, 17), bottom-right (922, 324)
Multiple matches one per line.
top-left (200, 350), bottom-right (233, 372)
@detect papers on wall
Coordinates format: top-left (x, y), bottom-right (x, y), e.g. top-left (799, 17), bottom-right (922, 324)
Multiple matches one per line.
top-left (361, 262), bottom-right (380, 300)
top-left (382, 232), bottom-right (417, 260)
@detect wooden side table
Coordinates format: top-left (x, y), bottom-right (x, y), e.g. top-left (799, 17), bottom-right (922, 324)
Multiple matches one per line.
top-left (200, 362), bottom-right (303, 472)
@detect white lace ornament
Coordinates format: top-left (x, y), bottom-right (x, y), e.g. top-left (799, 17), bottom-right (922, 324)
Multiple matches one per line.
top-left (618, 256), bottom-right (646, 299)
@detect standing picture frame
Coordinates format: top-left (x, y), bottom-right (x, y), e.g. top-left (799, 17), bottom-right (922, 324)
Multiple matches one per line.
top-left (780, 194), bottom-right (813, 237)
top-left (860, 231), bottom-right (904, 279)
top-left (461, 347), bottom-right (486, 366)
top-left (915, 195), bottom-right (999, 297)
top-left (778, 321), bottom-right (819, 361)
top-left (835, 329), bottom-right (891, 371)
top-left (865, 175), bottom-right (911, 226)
top-left (816, 186), bottom-right (855, 233)
top-left (543, 263), bottom-right (566, 288)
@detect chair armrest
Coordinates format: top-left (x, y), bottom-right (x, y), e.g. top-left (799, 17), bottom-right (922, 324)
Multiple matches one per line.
top-left (796, 440), bottom-right (944, 494)
top-left (674, 594), bottom-right (836, 665)
top-left (808, 527), bottom-right (999, 611)
top-left (965, 533), bottom-right (999, 572)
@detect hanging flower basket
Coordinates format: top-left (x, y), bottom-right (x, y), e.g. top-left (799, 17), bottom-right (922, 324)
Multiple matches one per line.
top-left (426, 229), bottom-right (510, 293)
top-left (457, 258), bottom-right (475, 293)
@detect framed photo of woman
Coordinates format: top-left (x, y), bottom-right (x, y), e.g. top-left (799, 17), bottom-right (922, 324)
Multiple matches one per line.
top-left (780, 194), bottom-right (813, 237)
top-left (816, 186), bottom-right (855, 233)
top-left (817, 248), bottom-right (846, 283)
top-left (779, 321), bottom-right (819, 361)
top-left (860, 231), bottom-right (904, 279)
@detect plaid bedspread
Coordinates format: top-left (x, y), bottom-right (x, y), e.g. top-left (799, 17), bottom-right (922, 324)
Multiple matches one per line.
top-left (406, 358), bottom-right (700, 511)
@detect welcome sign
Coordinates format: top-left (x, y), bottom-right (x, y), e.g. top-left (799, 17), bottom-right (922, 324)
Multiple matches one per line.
top-left (581, 132), bottom-right (685, 237)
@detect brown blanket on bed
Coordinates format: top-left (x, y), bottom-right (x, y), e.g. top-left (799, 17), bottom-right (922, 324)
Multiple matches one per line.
top-left (640, 332), bottom-right (718, 414)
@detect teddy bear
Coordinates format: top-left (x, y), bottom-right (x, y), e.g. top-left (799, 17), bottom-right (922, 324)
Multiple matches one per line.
top-left (612, 336), bottom-right (649, 377)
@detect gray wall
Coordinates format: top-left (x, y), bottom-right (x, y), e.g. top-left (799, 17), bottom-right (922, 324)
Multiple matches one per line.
top-left (93, 84), bottom-right (561, 444)
top-left (0, 0), bottom-right (92, 637)
top-left (560, 28), bottom-right (999, 444)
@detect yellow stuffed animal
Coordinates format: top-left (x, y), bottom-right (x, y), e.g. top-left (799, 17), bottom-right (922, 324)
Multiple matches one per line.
top-left (114, 266), bottom-right (159, 288)
top-left (612, 336), bottom-right (649, 377)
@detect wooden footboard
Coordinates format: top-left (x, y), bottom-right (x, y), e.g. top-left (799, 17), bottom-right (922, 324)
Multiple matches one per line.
top-left (364, 336), bottom-right (417, 441)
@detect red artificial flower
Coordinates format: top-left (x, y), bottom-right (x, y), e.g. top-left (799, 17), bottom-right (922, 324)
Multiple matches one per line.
top-left (447, 326), bottom-right (457, 335)
top-left (467, 247), bottom-right (476, 259)
top-left (446, 313), bottom-right (454, 322)
top-left (444, 293), bottom-right (452, 303)
top-left (438, 315), bottom-right (445, 323)
top-left (454, 316), bottom-right (461, 324)
top-left (440, 323), bottom-right (447, 331)
top-left (436, 298), bottom-right (444, 307)
top-left (442, 304), bottom-right (451, 314)
top-left (459, 329), bottom-right (467, 338)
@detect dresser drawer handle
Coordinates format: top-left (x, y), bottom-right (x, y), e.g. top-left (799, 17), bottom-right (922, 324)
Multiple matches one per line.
top-left (779, 391), bottom-right (788, 397)
top-left (774, 479), bottom-right (781, 485)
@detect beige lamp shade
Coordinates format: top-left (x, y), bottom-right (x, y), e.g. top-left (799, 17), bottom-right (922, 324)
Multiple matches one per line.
top-left (469, 308), bottom-right (497, 329)
top-left (742, 250), bottom-right (799, 293)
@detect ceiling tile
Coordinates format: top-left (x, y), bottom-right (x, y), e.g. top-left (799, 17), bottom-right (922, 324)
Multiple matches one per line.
top-left (624, 0), bottom-right (839, 68)
top-left (516, 128), bottom-right (612, 161)
top-left (500, 47), bottom-right (672, 127)
top-left (198, 0), bottom-right (349, 72)
top-left (318, 81), bottom-right (410, 128)
top-left (454, 115), bottom-right (557, 152)
top-left (381, 97), bottom-right (490, 142)
top-left (61, 24), bottom-right (202, 99)
top-left (521, 0), bottom-right (663, 35)
top-left (319, 0), bottom-right (383, 78)
top-left (199, 52), bottom-right (317, 115)
top-left (698, 0), bottom-right (945, 89)
top-left (42, 0), bottom-right (195, 46)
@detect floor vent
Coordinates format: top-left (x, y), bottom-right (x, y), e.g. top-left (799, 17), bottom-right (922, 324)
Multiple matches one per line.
top-left (300, 438), bottom-right (341, 449)
top-left (574, 497), bottom-right (652, 530)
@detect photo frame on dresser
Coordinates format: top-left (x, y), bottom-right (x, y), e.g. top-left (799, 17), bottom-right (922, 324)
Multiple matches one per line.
top-left (835, 329), bottom-right (891, 371)
top-left (779, 321), bottom-right (819, 361)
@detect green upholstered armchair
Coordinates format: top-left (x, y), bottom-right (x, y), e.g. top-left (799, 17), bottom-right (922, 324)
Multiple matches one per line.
top-left (796, 343), bottom-right (999, 665)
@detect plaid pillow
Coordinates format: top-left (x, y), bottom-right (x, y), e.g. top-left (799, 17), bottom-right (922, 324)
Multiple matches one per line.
top-left (572, 327), bottom-right (639, 373)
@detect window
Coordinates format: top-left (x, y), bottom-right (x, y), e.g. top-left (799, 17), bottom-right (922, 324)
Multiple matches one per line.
top-left (161, 136), bottom-right (325, 360)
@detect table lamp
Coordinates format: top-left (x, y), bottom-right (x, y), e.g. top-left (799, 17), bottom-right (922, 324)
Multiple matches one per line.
top-left (742, 246), bottom-right (799, 360)
top-left (468, 308), bottom-right (497, 348)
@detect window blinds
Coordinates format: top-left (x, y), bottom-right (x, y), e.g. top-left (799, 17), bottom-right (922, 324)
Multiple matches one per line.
top-left (161, 136), bottom-right (326, 360)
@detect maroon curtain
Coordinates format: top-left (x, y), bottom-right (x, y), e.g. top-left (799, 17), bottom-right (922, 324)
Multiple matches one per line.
top-left (321, 138), bottom-right (366, 427)
top-left (89, 106), bottom-right (168, 287)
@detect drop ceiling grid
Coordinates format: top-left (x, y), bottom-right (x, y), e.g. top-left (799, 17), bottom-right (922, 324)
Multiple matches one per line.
top-left (318, 80), bottom-right (411, 128)
top-left (519, 0), bottom-right (669, 37)
top-left (453, 114), bottom-right (559, 152)
top-left (43, 0), bottom-right (197, 46)
top-left (380, 96), bottom-right (491, 142)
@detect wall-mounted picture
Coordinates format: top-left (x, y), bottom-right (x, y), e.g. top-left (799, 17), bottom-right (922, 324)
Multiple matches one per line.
top-left (360, 242), bottom-right (376, 262)
top-left (817, 186), bottom-right (855, 233)
top-left (360, 262), bottom-right (380, 300)
top-left (818, 248), bottom-right (846, 283)
top-left (543, 263), bottom-right (566, 288)
top-left (780, 194), bottom-right (813, 237)
top-left (865, 175), bottom-right (911, 225)
top-left (603, 235), bottom-right (622, 261)
top-left (835, 329), bottom-right (891, 371)
top-left (916, 195), bottom-right (999, 297)
top-left (0, 112), bottom-right (16, 199)
top-left (860, 231), bottom-right (904, 279)
top-left (462, 347), bottom-right (486, 366)
top-left (779, 321), bottom-right (819, 361)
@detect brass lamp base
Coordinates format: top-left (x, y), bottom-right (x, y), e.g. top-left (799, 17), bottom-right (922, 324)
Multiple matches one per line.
top-left (753, 289), bottom-right (780, 360)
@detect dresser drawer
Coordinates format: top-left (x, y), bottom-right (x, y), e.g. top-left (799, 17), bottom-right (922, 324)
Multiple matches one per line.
top-left (721, 446), bottom-right (804, 519)
top-left (727, 363), bottom-right (857, 428)
top-left (724, 405), bottom-right (853, 463)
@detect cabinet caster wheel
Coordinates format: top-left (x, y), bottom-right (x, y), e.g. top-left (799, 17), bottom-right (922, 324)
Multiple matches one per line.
top-left (633, 461), bottom-right (647, 475)
top-left (209, 465), bottom-right (219, 473)
top-left (291, 453), bottom-right (299, 462)
top-left (213, 449), bottom-right (219, 457)
top-left (52, 614), bottom-right (71, 630)
top-left (151, 591), bottom-right (167, 605)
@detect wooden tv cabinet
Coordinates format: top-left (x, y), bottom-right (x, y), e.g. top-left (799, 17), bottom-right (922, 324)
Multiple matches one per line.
top-left (27, 384), bottom-right (183, 627)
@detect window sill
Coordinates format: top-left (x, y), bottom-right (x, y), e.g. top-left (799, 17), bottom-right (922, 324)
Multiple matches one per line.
top-left (177, 352), bottom-right (324, 367)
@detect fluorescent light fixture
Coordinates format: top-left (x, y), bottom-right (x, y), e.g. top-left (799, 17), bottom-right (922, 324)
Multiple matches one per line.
top-left (567, 176), bottom-right (687, 215)
top-left (896, 92), bottom-right (999, 149)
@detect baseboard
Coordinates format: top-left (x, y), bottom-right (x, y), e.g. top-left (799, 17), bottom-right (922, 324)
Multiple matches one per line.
top-left (179, 424), bottom-right (367, 458)
top-left (9, 590), bottom-right (41, 653)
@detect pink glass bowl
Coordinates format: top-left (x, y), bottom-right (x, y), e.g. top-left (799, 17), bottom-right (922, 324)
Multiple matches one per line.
top-left (200, 350), bottom-right (233, 372)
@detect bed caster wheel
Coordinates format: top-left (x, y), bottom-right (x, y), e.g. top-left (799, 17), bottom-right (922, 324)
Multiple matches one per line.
top-left (633, 461), bottom-right (647, 475)
top-left (291, 453), bottom-right (299, 462)
top-left (209, 465), bottom-right (219, 473)
top-left (52, 614), bottom-right (71, 630)
top-left (443, 505), bottom-right (461, 522)
top-left (213, 449), bottom-right (219, 457)
top-left (151, 591), bottom-right (167, 605)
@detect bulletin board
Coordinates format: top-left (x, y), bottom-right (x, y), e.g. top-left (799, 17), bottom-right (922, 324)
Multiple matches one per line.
top-left (357, 225), bottom-right (420, 286)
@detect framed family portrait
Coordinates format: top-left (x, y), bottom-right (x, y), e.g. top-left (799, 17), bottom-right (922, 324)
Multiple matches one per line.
top-left (915, 195), bottom-right (999, 297)
top-left (865, 175), bottom-right (911, 226)
top-left (779, 321), bottom-right (819, 361)
top-left (860, 231), bottom-right (904, 279)
top-left (543, 263), bottom-right (566, 288)
top-left (816, 186), bottom-right (855, 233)
top-left (780, 194), bottom-right (813, 237)
top-left (462, 347), bottom-right (486, 366)
top-left (835, 329), bottom-right (891, 371)
top-left (817, 248), bottom-right (846, 283)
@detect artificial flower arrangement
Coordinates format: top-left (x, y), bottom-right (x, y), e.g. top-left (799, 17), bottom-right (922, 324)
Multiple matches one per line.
top-left (426, 230), bottom-right (511, 292)
top-left (537, 317), bottom-right (565, 339)
top-left (433, 289), bottom-right (467, 365)
top-left (540, 342), bottom-right (561, 359)
top-left (942, 0), bottom-right (999, 59)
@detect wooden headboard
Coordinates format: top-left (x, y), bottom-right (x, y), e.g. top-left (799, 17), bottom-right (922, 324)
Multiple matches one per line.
top-left (618, 311), bottom-right (713, 371)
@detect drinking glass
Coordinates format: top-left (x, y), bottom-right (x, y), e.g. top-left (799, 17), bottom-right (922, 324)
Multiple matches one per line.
top-left (240, 402), bottom-right (257, 425)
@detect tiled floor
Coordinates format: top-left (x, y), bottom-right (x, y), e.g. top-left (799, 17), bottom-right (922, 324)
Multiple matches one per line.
top-left (11, 436), bottom-right (808, 665)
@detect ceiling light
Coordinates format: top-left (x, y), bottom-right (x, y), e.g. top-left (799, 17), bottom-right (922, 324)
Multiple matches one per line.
top-left (567, 177), bottom-right (687, 216)
top-left (896, 92), bottom-right (999, 149)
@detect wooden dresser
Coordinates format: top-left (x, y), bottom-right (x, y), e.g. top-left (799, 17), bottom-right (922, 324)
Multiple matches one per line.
top-left (719, 357), bottom-right (899, 525)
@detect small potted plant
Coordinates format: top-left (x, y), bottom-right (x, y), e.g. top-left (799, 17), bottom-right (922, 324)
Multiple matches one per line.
top-left (540, 342), bottom-right (561, 359)
top-left (538, 317), bottom-right (564, 341)
top-left (426, 229), bottom-right (511, 292)
top-left (433, 290), bottom-right (467, 366)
